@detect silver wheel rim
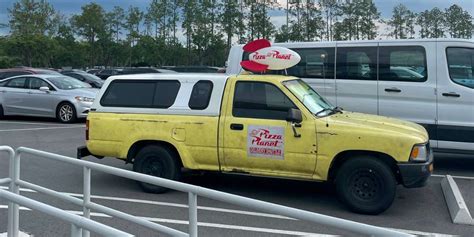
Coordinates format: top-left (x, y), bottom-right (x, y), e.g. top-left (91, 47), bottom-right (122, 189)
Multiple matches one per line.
top-left (59, 104), bottom-right (73, 122)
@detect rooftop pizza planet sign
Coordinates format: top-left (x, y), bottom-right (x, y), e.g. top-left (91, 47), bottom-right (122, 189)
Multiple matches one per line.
top-left (240, 39), bottom-right (301, 72)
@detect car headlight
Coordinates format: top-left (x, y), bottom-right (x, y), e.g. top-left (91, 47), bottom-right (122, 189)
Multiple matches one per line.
top-left (409, 144), bottom-right (429, 162)
top-left (75, 96), bottom-right (94, 103)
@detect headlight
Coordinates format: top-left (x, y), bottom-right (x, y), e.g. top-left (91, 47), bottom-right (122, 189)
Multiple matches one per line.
top-left (409, 144), bottom-right (429, 162)
top-left (75, 96), bottom-right (94, 102)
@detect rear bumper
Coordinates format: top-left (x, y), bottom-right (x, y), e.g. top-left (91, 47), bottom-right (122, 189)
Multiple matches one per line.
top-left (397, 153), bottom-right (433, 188)
top-left (77, 145), bottom-right (104, 159)
top-left (77, 145), bottom-right (91, 159)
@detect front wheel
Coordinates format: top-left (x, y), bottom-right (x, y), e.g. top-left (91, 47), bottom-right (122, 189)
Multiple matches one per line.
top-left (133, 145), bottom-right (181, 193)
top-left (336, 157), bottom-right (396, 215)
top-left (56, 102), bottom-right (77, 123)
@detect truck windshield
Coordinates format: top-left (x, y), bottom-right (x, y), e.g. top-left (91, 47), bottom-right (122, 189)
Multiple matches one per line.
top-left (283, 79), bottom-right (334, 116)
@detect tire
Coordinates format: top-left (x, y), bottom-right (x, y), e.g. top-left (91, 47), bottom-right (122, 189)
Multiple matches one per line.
top-left (133, 145), bottom-right (181, 193)
top-left (335, 157), bottom-right (396, 215)
top-left (56, 102), bottom-right (77, 123)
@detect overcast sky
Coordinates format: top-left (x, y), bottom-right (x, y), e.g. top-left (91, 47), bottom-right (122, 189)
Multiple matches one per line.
top-left (0, 0), bottom-right (472, 39)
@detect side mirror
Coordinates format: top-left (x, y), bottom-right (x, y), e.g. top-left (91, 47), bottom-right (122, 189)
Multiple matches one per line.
top-left (286, 108), bottom-right (302, 124)
top-left (286, 108), bottom-right (302, 138)
top-left (39, 86), bottom-right (50, 92)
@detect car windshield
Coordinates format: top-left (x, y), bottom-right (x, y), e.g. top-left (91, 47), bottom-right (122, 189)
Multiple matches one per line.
top-left (81, 73), bottom-right (103, 84)
top-left (283, 79), bottom-right (334, 116)
top-left (47, 76), bottom-right (91, 90)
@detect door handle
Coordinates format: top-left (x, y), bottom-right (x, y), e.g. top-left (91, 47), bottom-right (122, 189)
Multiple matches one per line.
top-left (384, 88), bottom-right (401, 93)
top-left (230, 123), bottom-right (244, 130)
top-left (442, 92), bottom-right (460, 98)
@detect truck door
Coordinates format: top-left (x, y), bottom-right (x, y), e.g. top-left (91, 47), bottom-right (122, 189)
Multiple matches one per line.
top-left (437, 43), bottom-right (474, 152)
top-left (219, 79), bottom-right (317, 178)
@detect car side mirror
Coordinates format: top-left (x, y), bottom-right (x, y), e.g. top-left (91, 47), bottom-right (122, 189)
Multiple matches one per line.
top-left (39, 86), bottom-right (50, 92)
top-left (286, 108), bottom-right (302, 138)
top-left (286, 108), bottom-right (302, 124)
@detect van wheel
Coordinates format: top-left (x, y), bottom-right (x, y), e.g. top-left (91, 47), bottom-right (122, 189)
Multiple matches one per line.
top-left (56, 102), bottom-right (77, 123)
top-left (0, 105), bottom-right (4, 119)
top-left (336, 157), bottom-right (396, 215)
top-left (133, 145), bottom-right (181, 194)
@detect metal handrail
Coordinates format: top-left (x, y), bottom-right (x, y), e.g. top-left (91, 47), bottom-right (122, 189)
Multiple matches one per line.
top-left (2, 146), bottom-right (413, 237)
top-left (0, 189), bottom-right (132, 237)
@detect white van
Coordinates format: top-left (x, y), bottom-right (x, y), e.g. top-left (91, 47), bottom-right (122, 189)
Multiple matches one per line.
top-left (227, 39), bottom-right (474, 154)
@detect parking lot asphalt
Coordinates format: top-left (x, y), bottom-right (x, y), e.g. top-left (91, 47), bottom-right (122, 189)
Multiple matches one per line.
top-left (1, 116), bottom-right (474, 236)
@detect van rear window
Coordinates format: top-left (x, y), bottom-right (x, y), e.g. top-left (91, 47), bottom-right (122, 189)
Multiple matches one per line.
top-left (100, 80), bottom-right (180, 108)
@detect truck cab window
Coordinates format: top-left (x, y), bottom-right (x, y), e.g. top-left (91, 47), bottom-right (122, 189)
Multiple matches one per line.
top-left (233, 81), bottom-right (296, 120)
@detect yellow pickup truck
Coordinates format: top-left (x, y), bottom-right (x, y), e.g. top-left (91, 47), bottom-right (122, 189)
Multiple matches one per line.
top-left (78, 73), bottom-right (433, 214)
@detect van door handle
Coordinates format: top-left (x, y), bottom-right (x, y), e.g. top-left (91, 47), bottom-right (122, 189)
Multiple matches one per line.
top-left (442, 92), bottom-right (460, 98)
top-left (384, 88), bottom-right (401, 93)
top-left (230, 123), bottom-right (244, 130)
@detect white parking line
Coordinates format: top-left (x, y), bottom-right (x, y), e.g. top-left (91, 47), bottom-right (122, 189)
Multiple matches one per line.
top-left (432, 174), bottom-right (474, 180)
top-left (0, 126), bottom-right (84, 132)
top-left (0, 121), bottom-right (72, 126)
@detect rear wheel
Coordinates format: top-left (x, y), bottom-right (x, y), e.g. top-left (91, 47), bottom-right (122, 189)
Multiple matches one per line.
top-left (56, 102), bottom-right (76, 123)
top-left (133, 145), bottom-right (181, 193)
top-left (336, 157), bottom-right (396, 215)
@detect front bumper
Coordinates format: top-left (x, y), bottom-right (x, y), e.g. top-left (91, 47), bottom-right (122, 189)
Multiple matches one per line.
top-left (397, 152), bottom-right (434, 188)
top-left (74, 101), bottom-right (92, 118)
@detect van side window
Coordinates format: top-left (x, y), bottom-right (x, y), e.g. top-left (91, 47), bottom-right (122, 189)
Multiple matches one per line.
top-left (189, 80), bottom-right (213, 110)
top-left (233, 81), bottom-right (296, 120)
top-left (100, 80), bottom-right (180, 108)
top-left (287, 48), bottom-right (335, 79)
top-left (336, 47), bottom-right (377, 80)
top-left (379, 46), bottom-right (427, 82)
top-left (447, 47), bottom-right (474, 89)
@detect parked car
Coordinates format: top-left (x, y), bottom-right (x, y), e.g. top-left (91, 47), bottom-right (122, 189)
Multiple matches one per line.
top-left (61, 71), bottom-right (104, 88)
top-left (96, 69), bottom-right (121, 80)
top-left (78, 73), bottom-right (432, 214)
top-left (0, 75), bottom-right (99, 123)
top-left (86, 69), bottom-right (102, 75)
top-left (227, 38), bottom-right (474, 154)
top-left (0, 67), bottom-right (61, 80)
top-left (119, 67), bottom-right (176, 75)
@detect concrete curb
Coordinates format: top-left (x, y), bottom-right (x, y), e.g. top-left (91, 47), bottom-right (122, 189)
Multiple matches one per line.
top-left (441, 175), bottom-right (474, 225)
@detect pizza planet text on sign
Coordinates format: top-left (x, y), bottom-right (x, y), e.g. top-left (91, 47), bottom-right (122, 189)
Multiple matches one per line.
top-left (247, 125), bottom-right (285, 160)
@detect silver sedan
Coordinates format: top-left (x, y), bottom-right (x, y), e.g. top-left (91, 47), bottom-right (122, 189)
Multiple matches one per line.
top-left (0, 75), bottom-right (99, 123)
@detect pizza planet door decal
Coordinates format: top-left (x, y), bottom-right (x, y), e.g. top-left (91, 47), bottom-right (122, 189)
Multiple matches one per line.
top-left (247, 125), bottom-right (285, 160)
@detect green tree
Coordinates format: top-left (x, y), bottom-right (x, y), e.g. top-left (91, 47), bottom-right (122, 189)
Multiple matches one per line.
top-left (182, 0), bottom-right (197, 63)
top-left (107, 6), bottom-right (125, 42)
top-left (71, 3), bottom-right (108, 66)
top-left (445, 4), bottom-right (473, 39)
top-left (320, 0), bottom-right (339, 41)
top-left (388, 4), bottom-right (415, 39)
top-left (125, 6), bottom-right (143, 66)
top-left (335, 0), bottom-right (380, 40)
top-left (7, 0), bottom-right (61, 66)
top-left (220, 0), bottom-right (245, 51)
top-left (417, 7), bottom-right (446, 38)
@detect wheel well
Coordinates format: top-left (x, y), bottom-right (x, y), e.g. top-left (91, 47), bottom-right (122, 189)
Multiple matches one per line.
top-left (126, 140), bottom-right (183, 167)
top-left (328, 150), bottom-right (402, 184)
top-left (56, 101), bottom-right (73, 112)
